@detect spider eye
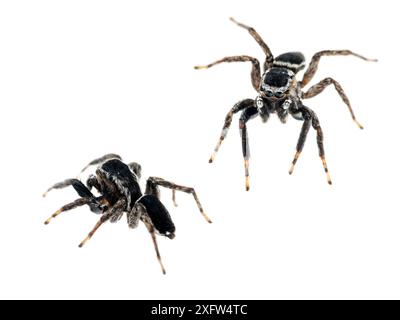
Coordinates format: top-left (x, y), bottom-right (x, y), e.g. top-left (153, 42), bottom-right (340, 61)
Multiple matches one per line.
top-left (265, 90), bottom-right (274, 97)
top-left (275, 91), bottom-right (284, 98)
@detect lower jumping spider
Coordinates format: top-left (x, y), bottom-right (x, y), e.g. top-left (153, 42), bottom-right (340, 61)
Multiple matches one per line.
top-left (195, 18), bottom-right (376, 190)
top-left (43, 154), bottom-right (212, 274)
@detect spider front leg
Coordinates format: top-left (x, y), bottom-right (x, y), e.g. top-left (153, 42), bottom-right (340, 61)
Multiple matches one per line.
top-left (127, 162), bottom-right (142, 180)
top-left (289, 118), bottom-right (311, 175)
top-left (80, 153), bottom-right (122, 173)
top-left (209, 99), bottom-right (254, 163)
top-left (146, 177), bottom-right (212, 223)
top-left (78, 198), bottom-right (126, 247)
top-left (44, 197), bottom-right (100, 225)
top-left (312, 113), bottom-right (332, 185)
top-left (229, 17), bottom-right (274, 71)
top-left (43, 179), bottom-right (94, 198)
top-left (194, 56), bottom-right (261, 91)
top-left (300, 50), bottom-right (377, 88)
top-left (239, 105), bottom-right (259, 191)
top-left (303, 77), bottom-right (364, 129)
top-left (289, 106), bottom-right (332, 184)
top-left (43, 179), bottom-right (105, 224)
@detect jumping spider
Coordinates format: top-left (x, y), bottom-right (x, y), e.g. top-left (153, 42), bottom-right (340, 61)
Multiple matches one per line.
top-left (43, 154), bottom-right (212, 274)
top-left (195, 18), bottom-right (376, 190)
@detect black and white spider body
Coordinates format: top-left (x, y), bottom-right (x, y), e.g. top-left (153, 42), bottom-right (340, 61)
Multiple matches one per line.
top-left (272, 52), bottom-right (306, 72)
top-left (43, 154), bottom-right (211, 274)
top-left (195, 18), bottom-right (376, 190)
top-left (94, 159), bottom-right (142, 213)
top-left (256, 67), bottom-right (296, 123)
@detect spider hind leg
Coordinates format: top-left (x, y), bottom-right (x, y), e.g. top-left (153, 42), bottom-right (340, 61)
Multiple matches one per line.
top-left (146, 177), bottom-right (211, 223)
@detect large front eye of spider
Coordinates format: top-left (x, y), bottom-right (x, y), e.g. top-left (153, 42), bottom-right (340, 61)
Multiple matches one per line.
top-left (265, 90), bottom-right (274, 98)
top-left (275, 91), bottom-right (285, 99)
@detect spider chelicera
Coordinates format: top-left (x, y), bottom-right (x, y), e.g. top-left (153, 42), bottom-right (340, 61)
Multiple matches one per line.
top-left (43, 154), bottom-right (212, 274)
top-left (195, 18), bottom-right (376, 190)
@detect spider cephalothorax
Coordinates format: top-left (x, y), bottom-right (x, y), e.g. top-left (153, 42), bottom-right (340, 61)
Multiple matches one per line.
top-left (195, 18), bottom-right (376, 190)
top-left (257, 67), bottom-right (297, 123)
top-left (43, 154), bottom-right (211, 274)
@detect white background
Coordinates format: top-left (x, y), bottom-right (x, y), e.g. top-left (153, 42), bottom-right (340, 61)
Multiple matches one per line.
top-left (0, 0), bottom-right (398, 299)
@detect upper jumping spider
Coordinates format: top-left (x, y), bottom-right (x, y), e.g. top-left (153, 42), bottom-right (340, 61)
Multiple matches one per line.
top-left (43, 154), bottom-right (211, 274)
top-left (195, 18), bottom-right (376, 190)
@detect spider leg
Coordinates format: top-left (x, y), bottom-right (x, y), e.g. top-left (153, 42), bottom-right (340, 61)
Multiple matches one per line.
top-left (312, 113), bottom-right (332, 185)
top-left (289, 118), bottom-right (311, 175)
top-left (146, 183), bottom-right (177, 208)
top-left (195, 56), bottom-right (261, 91)
top-left (78, 198), bottom-right (126, 247)
top-left (239, 105), bottom-right (259, 191)
top-left (209, 99), bottom-right (254, 163)
top-left (172, 190), bottom-right (178, 207)
top-left (145, 223), bottom-right (166, 275)
top-left (135, 198), bottom-right (173, 274)
top-left (293, 106), bottom-right (332, 184)
top-left (43, 179), bottom-right (94, 198)
top-left (300, 50), bottom-right (377, 88)
top-left (80, 153), bottom-right (122, 173)
top-left (109, 211), bottom-right (124, 223)
top-left (229, 17), bottom-right (274, 71)
top-left (303, 77), bottom-right (363, 129)
top-left (44, 197), bottom-right (99, 225)
top-left (86, 174), bottom-right (102, 192)
top-left (127, 162), bottom-right (142, 180)
top-left (146, 177), bottom-right (212, 223)
top-left (127, 203), bottom-right (142, 229)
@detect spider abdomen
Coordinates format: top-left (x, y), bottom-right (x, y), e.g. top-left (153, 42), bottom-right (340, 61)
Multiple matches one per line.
top-left (273, 52), bottom-right (305, 73)
top-left (139, 194), bottom-right (175, 238)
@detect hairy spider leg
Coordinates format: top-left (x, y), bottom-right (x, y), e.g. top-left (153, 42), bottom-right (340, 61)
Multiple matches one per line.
top-left (80, 153), bottom-right (122, 173)
top-left (43, 179), bottom-right (94, 198)
top-left (195, 55), bottom-right (261, 91)
top-left (313, 115), bottom-right (332, 185)
top-left (145, 223), bottom-right (166, 275)
top-left (44, 197), bottom-right (97, 225)
top-left (300, 50), bottom-right (377, 88)
top-left (239, 106), bottom-right (259, 191)
top-left (78, 198), bottom-right (126, 247)
top-left (127, 203), bottom-right (142, 229)
top-left (229, 17), bottom-right (274, 71)
top-left (127, 162), bottom-right (142, 180)
top-left (303, 77), bottom-right (364, 129)
top-left (289, 119), bottom-right (311, 175)
top-left (172, 190), bottom-right (178, 207)
top-left (86, 174), bottom-right (102, 192)
top-left (131, 200), bottom-right (170, 275)
top-left (209, 99), bottom-right (254, 163)
top-left (146, 177), bottom-right (212, 223)
top-left (291, 107), bottom-right (332, 184)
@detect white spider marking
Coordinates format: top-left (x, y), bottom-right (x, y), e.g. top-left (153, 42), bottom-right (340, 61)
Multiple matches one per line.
top-left (273, 60), bottom-right (305, 70)
top-left (282, 98), bottom-right (292, 110)
top-left (256, 96), bottom-right (264, 110)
